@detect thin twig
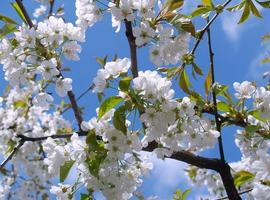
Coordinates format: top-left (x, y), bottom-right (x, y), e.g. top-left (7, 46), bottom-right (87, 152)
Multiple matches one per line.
top-left (216, 188), bottom-right (253, 200)
top-left (15, 1), bottom-right (84, 130)
top-left (206, 17), bottom-right (225, 162)
top-left (205, 16), bottom-right (241, 200)
top-left (190, 0), bottom-right (232, 55)
top-left (48, 0), bottom-right (55, 17)
top-left (0, 140), bottom-right (24, 170)
top-left (61, 84), bottom-right (94, 114)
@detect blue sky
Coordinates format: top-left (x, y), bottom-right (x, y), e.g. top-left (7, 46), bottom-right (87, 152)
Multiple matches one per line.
top-left (1, 0), bottom-right (270, 199)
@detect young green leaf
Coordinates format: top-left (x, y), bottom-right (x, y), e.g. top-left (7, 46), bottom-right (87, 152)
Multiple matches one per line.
top-left (181, 189), bottom-right (191, 200)
top-left (191, 7), bottom-right (212, 18)
top-left (165, 0), bottom-right (184, 11)
top-left (80, 194), bottom-right (91, 200)
top-left (204, 68), bottom-right (212, 96)
top-left (0, 14), bottom-right (17, 24)
top-left (11, 2), bottom-right (27, 24)
top-left (113, 105), bottom-right (127, 135)
top-left (180, 21), bottom-right (196, 37)
top-left (98, 96), bottom-right (123, 120)
top-left (60, 160), bottom-right (75, 182)
top-left (202, 0), bottom-right (215, 8)
top-left (234, 170), bottom-right (255, 187)
top-left (179, 69), bottom-right (192, 94)
top-left (238, 1), bottom-right (251, 24)
top-left (249, 0), bottom-right (263, 18)
top-left (217, 101), bottom-right (230, 112)
top-left (255, 0), bottom-right (270, 8)
top-left (119, 77), bottom-right (132, 92)
top-left (0, 24), bottom-right (17, 38)
top-left (227, 1), bottom-right (245, 12)
top-left (192, 62), bottom-right (203, 76)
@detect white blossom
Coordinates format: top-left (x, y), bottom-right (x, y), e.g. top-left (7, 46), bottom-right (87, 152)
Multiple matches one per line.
top-left (55, 78), bottom-right (72, 97)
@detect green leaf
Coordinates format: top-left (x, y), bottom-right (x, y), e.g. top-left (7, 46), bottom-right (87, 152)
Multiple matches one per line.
top-left (173, 189), bottom-right (182, 200)
top-left (60, 160), bottom-right (75, 182)
top-left (80, 194), bottom-right (90, 200)
top-left (191, 7), bottom-right (212, 18)
top-left (192, 62), bottom-right (203, 76)
top-left (227, 1), bottom-right (245, 12)
top-left (113, 105), bottom-right (127, 135)
top-left (172, 188), bottom-right (191, 200)
top-left (217, 101), bottom-right (230, 112)
top-left (87, 149), bottom-right (107, 178)
top-left (96, 55), bottom-right (107, 67)
top-left (180, 21), bottom-right (196, 37)
top-left (86, 132), bottom-right (107, 178)
top-left (234, 170), bottom-right (255, 187)
top-left (98, 96), bottom-right (123, 120)
top-left (165, 0), bottom-right (184, 11)
top-left (247, 110), bottom-right (268, 122)
top-left (0, 14), bottom-right (17, 24)
top-left (0, 23), bottom-right (17, 38)
top-left (182, 189), bottom-right (191, 200)
top-left (214, 84), bottom-right (228, 96)
top-left (158, 67), bottom-right (179, 78)
top-left (179, 69), bottom-right (192, 94)
top-left (204, 68), bottom-right (212, 96)
top-left (11, 2), bottom-right (27, 24)
top-left (249, 0), bottom-right (263, 18)
top-left (260, 57), bottom-right (270, 63)
top-left (256, 0), bottom-right (270, 8)
top-left (245, 125), bottom-right (261, 133)
top-left (119, 77), bottom-right (132, 92)
top-left (86, 130), bottom-right (102, 150)
top-left (202, 0), bottom-right (215, 8)
top-left (14, 100), bottom-right (26, 108)
top-left (238, 1), bottom-right (251, 24)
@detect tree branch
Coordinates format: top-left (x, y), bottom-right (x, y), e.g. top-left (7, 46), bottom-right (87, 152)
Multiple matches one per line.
top-left (61, 84), bottom-right (94, 114)
top-left (206, 17), bottom-right (225, 162)
top-left (205, 15), bottom-right (241, 200)
top-left (15, 1), bottom-right (84, 130)
top-left (48, 0), bottom-right (55, 17)
top-left (0, 140), bottom-right (24, 170)
top-left (216, 188), bottom-right (253, 200)
top-left (124, 20), bottom-right (138, 78)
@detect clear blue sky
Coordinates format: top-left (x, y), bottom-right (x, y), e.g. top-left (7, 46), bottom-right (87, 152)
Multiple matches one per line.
top-left (0, 0), bottom-right (270, 199)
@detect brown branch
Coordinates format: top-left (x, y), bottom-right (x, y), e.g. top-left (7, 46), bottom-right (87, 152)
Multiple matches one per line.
top-left (143, 141), bottom-right (223, 170)
top-left (218, 163), bottom-right (241, 200)
top-left (206, 17), bottom-right (225, 162)
top-left (67, 91), bottom-right (83, 129)
top-left (216, 188), bottom-right (253, 200)
top-left (124, 20), bottom-right (138, 78)
top-left (15, 0), bottom-right (84, 130)
top-left (205, 14), bottom-right (240, 200)
top-left (61, 84), bottom-right (94, 114)
top-left (0, 140), bottom-right (24, 170)
top-left (48, 0), bottom-right (55, 17)
top-left (144, 141), bottom-right (241, 200)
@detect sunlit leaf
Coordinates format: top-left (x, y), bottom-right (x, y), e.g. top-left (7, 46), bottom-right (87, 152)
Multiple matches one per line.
top-left (60, 160), bottom-right (75, 182)
top-left (98, 96), bottom-right (123, 120)
top-left (234, 170), bottom-right (255, 187)
top-left (204, 68), bottom-right (212, 96)
top-left (11, 2), bottom-right (27, 24)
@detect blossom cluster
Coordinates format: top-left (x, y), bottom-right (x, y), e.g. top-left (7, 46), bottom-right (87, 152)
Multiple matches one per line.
top-left (133, 71), bottom-right (220, 158)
